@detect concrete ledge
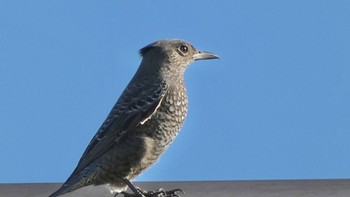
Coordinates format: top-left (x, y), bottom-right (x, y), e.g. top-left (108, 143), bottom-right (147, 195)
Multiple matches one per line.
top-left (1, 179), bottom-right (349, 197)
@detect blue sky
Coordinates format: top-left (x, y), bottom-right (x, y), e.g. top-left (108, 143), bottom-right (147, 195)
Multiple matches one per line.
top-left (1, 1), bottom-right (349, 183)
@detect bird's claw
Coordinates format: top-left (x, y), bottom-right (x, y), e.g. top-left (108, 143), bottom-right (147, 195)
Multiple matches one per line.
top-left (144, 188), bottom-right (184, 197)
top-left (121, 188), bottom-right (184, 197)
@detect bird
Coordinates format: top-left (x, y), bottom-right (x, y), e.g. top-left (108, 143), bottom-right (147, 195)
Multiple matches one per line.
top-left (49, 39), bottom-right (219, 197)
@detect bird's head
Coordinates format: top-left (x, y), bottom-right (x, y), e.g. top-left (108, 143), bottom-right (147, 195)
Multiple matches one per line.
top-left (139, 39), bottom-right (219, 81)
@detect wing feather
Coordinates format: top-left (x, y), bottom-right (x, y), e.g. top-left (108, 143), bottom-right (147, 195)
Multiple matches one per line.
top-left (70, 80), bottom-right (168, 174)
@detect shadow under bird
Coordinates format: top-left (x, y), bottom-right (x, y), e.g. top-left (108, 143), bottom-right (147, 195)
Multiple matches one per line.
top-left (49, 39), bottom-right (219, 197)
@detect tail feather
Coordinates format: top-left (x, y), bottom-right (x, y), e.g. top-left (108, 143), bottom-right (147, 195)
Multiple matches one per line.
top-left (49, 173), bottom-right (90, 197)
top-left (49, 185), bottom-right (72, 197)
top-left (49, 181), bottom-right (83, 197)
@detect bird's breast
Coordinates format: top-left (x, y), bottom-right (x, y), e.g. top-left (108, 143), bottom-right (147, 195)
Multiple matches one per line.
top-left (127, 85), bottom-right (188, 175)
top-left (138, 85), bottom-right (188, 146)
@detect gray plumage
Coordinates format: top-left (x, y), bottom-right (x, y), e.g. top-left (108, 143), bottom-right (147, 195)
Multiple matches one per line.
top-left (49, 39), bottom-right (218, 197)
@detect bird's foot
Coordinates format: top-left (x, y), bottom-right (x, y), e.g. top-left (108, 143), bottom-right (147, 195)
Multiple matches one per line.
top-left (121, 178), bottom-right (183, 197)
top-left (121, 188), bottom-right (184, 197)
top-left (142, 188), bottom-right (183, 197)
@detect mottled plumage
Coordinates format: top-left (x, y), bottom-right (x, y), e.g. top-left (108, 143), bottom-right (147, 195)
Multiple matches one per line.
top-left (50, 39), bottom-right (218, 197)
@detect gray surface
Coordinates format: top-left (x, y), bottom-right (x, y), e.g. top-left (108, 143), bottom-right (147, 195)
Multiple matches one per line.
top-left (0, 179), bottom-right (349, 197)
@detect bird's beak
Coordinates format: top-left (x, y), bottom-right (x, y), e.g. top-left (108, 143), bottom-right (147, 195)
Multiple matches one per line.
top-left (193, 51), bottom-right (220, 61)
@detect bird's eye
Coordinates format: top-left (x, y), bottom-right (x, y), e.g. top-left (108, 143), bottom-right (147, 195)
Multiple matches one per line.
top-left (179, 45), bottom-right (189, 53)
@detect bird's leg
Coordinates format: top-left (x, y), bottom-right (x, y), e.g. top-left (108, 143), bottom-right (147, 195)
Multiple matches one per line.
top-left (122, 178), bottom-right (146, 197)
top-left (122, 178), bottom-right (184, 197)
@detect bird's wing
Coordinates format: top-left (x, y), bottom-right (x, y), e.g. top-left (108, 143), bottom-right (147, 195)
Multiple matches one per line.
top-left (71, 80), bottom-right (168, 174)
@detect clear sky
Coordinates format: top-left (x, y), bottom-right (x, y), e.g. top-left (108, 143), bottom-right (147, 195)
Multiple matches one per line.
top-left (1, 1), bottom-right (349, 184)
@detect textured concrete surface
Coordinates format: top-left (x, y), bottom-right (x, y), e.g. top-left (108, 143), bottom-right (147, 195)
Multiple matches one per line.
top-left (1, 179), bottom-right (349, 197)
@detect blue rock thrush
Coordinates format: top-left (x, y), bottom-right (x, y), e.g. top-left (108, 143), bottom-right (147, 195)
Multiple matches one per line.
top-left (49, 39), bottom-right (219, 197)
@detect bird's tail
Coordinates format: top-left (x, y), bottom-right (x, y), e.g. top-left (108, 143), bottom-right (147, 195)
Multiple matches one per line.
top-left (49, 185), bottom-right (72, 197)
top-left (49, 182), bottom-right (82, 197)
top-left (49, 174), bottom-right (89, 197)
